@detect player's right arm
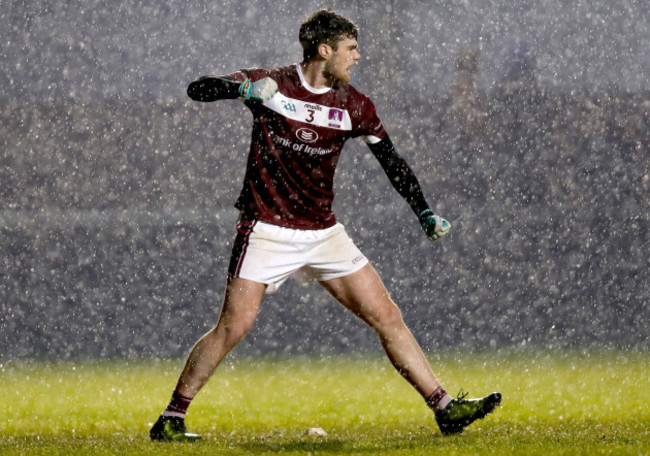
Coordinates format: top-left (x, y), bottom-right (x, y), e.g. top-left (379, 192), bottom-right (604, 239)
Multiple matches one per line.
top-left (187, 76), bottom-right (241, 101)
top-left (187, 75), bottom-right (277, 103)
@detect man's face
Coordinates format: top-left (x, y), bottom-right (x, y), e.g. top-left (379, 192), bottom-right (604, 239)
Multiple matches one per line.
top-left (324, 36), bottom-right (361, 84)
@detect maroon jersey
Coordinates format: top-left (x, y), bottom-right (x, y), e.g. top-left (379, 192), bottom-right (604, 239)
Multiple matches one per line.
top-left (228, 64), bottom-right (387, 230)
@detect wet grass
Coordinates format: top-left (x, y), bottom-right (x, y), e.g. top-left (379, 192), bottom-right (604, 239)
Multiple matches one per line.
top-left (1, 350), bottom-right (648, 455)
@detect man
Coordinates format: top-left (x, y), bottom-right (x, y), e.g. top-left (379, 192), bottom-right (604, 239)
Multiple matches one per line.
top-left (150, 9), bottom-right (500, 441)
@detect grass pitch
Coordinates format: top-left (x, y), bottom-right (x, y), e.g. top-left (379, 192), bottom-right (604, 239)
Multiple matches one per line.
top-left (1, 350), bottom-right (648, 455)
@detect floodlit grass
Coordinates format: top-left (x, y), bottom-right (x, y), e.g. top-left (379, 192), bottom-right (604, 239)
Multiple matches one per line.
top-left (1, 351), bottom-right (648, 455)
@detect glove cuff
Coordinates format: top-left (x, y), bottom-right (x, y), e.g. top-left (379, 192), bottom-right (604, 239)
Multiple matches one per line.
top-left (418, 208), bottom-right (434, 224)
top-left (238, 79), bottom-right (252, 99)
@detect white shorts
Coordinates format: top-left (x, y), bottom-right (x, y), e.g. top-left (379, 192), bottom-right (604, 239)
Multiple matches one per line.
top-left (228, 217), bottom-right (368, 294)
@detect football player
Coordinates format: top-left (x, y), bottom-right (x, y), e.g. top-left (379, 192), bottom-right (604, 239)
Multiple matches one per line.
top-left (150, 9), bottom-right (500, 441)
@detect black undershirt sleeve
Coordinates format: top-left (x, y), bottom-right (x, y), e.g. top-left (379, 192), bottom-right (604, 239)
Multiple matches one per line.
top-left (367, 134), bottom-right (430, 218)
top-left (187, 75), bottom-right (242, 102)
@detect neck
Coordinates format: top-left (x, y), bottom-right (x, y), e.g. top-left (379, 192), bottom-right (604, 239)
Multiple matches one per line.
top-left (300, 60), bottom-right (334, 89)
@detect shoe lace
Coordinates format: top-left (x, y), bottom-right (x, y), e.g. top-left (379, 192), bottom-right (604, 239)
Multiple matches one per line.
top-left (456, 390), bottom-right (470, 400)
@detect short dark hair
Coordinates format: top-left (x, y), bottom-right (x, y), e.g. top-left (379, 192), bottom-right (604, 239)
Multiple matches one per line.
top-left (299, 9), bottom-right (359, 62)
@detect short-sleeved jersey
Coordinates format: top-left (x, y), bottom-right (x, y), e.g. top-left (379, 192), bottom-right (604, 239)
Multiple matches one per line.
top-left (228, 64), bottom-right (387, 230)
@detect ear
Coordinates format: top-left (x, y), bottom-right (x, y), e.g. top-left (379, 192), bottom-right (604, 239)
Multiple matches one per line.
top-left (317, 43), bottom-right (333, 60)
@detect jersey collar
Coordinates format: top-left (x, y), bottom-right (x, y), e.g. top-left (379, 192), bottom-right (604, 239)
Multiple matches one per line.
top-left (296, 63), bottom-right (332, 95)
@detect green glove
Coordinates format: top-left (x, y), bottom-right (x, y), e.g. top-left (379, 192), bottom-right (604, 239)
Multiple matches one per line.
top-left (238, 77), bottom-right (278, 102)
top-left (419, 209), bottom-right (451, 241)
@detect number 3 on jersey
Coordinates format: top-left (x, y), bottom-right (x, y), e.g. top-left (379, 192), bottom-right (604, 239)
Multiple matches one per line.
top-left (305, 109), bottom-right (315, 123)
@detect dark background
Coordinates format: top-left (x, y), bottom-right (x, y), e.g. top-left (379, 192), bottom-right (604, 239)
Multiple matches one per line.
top-left (1, 0), bottom-right (648, 359)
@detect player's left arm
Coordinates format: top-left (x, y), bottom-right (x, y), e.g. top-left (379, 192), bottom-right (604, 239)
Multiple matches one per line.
top-left (367, 135), bottom-right (451, 241)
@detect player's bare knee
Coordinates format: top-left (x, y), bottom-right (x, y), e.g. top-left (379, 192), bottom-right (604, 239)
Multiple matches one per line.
top-left (368, 302), bottom-right (404, 332)
top-left (208, 316), bottom-right (254, 347)
top-left (226, 318), bottom-right (255, 339)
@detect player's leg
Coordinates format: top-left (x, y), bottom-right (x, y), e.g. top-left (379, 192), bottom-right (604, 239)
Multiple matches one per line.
top-left (320, 264), bottom-right (442, 397)
top-left (150, 277), bottom-right (266, 441)
top-left (175, 277), bottom-right (267, 397)
top-left (320, 264), bottom-right (500, 435)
